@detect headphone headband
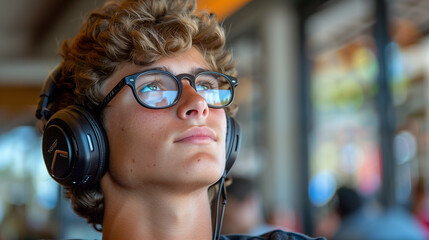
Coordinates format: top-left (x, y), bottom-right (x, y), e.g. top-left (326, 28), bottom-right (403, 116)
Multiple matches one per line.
top-left (36, 65), bottom-right (63, 122)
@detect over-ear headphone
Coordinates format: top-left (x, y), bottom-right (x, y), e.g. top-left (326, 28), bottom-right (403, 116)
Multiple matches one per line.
top-left (225, 115), bottom-right (240, 173)
top-left (36, 64), bottom-right (241, 187)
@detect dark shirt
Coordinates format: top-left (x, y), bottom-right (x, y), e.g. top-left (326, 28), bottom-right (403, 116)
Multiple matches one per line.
top-left (220, 230), bottom-right (326, 240)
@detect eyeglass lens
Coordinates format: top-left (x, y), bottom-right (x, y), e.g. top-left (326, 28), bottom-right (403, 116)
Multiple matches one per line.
top-left (134, 72), bottom-right (233, 108)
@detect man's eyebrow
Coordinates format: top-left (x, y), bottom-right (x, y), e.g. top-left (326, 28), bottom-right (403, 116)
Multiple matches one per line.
top-left (139, 66), bottom-right (211, 75)
top-left (142, 66), bottom-right (169, 72)
top-left (191, 67), bottom-right (211, 75)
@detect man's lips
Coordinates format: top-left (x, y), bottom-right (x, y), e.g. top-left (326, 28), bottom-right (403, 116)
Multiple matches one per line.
top-left (174, 127), bottom-right (217, 144)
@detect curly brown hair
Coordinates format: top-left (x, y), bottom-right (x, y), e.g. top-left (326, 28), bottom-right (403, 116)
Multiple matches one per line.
top-left (49, 0), bottom-right (236, 231)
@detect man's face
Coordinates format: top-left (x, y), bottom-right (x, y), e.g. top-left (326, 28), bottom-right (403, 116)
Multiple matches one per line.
top-left (101, 47), bottom-right (227, 193)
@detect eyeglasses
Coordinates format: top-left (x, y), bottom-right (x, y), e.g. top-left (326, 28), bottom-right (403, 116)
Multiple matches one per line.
top-left (97, 69), bottom-right (238, 110)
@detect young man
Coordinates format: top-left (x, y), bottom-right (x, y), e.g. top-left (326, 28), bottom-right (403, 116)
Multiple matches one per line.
top-left (36, 1), bottom-right (325, 239)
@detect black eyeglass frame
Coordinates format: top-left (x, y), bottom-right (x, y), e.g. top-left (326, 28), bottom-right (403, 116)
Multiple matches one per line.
top-left (96, 69), bottom-right (238, 111)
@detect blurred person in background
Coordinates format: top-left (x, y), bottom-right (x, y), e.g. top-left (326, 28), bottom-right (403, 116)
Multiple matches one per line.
top-left (35, 0), bottom-right (325, 239)
top-left (331, 186), bottom-right (426, 240)
top-left (221, 177), bottom-right (280, 235)
top-left (330, 186), bottom-right (374, 240)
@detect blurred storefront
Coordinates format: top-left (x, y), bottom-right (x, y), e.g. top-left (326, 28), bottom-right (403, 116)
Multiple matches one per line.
top-left (297, 0), bottom-right (429, 237)
top-left (226, 0), bottom-right (429, 237)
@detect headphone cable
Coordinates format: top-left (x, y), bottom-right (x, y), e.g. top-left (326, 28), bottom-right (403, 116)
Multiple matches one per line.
top-left (213, 171), bottom-right (227, 240)
top-left (217, 180), bottom-right (227, 240)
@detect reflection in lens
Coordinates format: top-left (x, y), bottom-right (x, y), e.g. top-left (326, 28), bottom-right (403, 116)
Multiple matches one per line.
top-left (135, 72), bottom-right (179, 108)
top-left (198, 89), bottom-right (232, 106)
top-left (141, 90), bottom-right (178, 107)
top-left (196, 73), bottom-right (232, 107)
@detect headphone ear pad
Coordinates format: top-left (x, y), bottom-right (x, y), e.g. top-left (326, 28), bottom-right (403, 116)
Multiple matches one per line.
top-left (225, 115), bottom-right (241, 173)
top-left (41, 105), bottom-right (109, 187)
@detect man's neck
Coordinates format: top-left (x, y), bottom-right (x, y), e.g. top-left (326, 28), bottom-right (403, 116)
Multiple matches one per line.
top-left (101, 176), bottom-right (214, 240)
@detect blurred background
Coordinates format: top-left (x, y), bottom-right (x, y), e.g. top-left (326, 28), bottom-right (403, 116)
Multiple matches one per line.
top-left (1, 0), bottom-right (429, 239)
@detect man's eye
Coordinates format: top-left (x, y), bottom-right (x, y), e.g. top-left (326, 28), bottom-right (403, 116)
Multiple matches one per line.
top-left (142, 82), bottom-right (161, 92)
top-left (196, 79), bottom-right (218, 91)
top-left (196, 84), bottom-right (210, 91)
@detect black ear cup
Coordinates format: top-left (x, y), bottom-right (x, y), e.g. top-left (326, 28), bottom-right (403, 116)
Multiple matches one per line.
top-left (225, 115), bottom-right (241, 173)
top-left (42, 105), bottom-right (109, 187)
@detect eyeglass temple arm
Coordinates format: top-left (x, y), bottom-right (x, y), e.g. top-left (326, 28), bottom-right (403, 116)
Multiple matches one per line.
top-left (95, 78), bottom-right (127, 111)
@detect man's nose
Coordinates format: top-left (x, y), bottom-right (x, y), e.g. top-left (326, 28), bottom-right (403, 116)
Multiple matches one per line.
top-left (176, 80), bottom-right (209, 119)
